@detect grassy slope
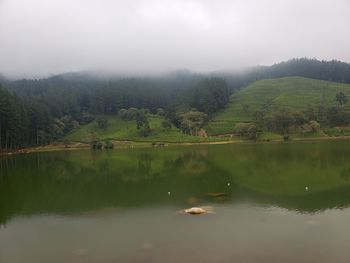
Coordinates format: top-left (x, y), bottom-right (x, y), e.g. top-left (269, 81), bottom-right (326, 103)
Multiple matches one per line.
top-left (206, 77), bottom-right (350, 135)
top-left (66, 114), bottom-right (219, 143)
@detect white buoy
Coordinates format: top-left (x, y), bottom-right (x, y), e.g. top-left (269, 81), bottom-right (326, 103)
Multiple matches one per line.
top-left (168, 191), bottom-right (171, 195)
top-left (227, 183), bottom-right (230, 187)
top-left (305, 186), bottom-right (308, 191)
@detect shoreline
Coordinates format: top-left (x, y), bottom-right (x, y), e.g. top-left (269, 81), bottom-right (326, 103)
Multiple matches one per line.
top-left (1, 135), bottom-right (349, 156)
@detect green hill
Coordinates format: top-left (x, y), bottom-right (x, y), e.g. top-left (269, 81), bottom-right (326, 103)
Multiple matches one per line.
top-left (66, 77), bottom-right (350, 144)
top-left (66, 114), bottom-right (214, 143)
top-left (206, 77), bottom-right (350, 135)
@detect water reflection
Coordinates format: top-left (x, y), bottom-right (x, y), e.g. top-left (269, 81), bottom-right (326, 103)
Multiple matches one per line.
top-left (1, 141), bottom-right (350, 225)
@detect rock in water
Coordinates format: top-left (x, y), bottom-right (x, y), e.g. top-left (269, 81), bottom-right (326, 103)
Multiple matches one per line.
top-left (184, 207), bottom-right (207, 215)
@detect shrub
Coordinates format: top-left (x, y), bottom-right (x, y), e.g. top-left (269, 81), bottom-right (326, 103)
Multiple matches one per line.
top-left (104, 140), bottom-right (114, 149)
top-left (234, 122), bottom-right (258, 140)
top-left (161, 120), bottom-right (172, 130)
top-left (96, 117), bottom-right (108, 130)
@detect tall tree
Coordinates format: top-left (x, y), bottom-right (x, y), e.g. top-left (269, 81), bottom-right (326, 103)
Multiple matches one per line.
top-left (336, 92), bottom-right (347, 106)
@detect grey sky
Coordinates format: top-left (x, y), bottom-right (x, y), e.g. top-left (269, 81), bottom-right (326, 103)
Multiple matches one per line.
top-left (0, 0), bottom-right (349, 78)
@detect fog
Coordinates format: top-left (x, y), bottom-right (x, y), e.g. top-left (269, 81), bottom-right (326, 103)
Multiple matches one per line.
top-left (0, 0), bottom-right (349, 78)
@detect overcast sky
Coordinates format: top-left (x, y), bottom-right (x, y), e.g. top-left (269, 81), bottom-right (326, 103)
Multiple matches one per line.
top-left (0, 0), bottom-right (349, 78)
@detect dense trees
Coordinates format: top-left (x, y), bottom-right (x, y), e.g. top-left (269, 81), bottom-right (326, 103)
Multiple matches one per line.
top-left (189, 78), bottom-right (229, 114)
top-left (0, 85), bottom-right (51, 150)
top-left (6, 75), bottom-right (202, 117)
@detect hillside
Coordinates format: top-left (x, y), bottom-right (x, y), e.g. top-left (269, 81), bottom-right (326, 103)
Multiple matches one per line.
top-left (206, 77), bottom-right (350, 135)
top-left (66, 114), bottom-right (215, 144)
top-left (2, 58), bottom-right (350, 151)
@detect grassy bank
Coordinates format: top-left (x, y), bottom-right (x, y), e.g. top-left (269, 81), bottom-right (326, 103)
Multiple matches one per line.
top-left (2, 132), bottom-right (350, 157)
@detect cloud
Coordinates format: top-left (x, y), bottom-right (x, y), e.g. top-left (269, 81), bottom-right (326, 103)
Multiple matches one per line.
top-left (0, 0), bottom-right (349, 78)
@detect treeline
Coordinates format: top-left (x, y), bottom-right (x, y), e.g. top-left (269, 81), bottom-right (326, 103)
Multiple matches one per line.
top-left (258, 105), bottom-right (350, 135)
top-left (6, 74), bottom-right (229, 115)
top-left (221, 58), bottom-right (350, 90)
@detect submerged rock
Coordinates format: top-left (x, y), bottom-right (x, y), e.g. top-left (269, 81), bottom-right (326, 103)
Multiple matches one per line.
top-left (182, 206), bottom-right (213, 215)
top-left (185, 207), bottom-right (206, 214)
top-left (206, 192), bottom-right (227, 197)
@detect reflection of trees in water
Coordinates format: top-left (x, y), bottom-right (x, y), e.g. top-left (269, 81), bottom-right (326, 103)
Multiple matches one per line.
top-left (137, 153), bottom-right (153, 177)
top-left (121, 153), bottom-right (155, 182)
top-left (171, 151), bottom-right (210, 176)
top-left (215, 143), bottom-right (350, 195)
top-left (0, 149), bottom-right (233, 225)
top-left (340, 166), bottom-right (350, 180)
top-left (3, 144), bottom-right (350, 225)
top-left (119, 150), bottom-right (219, 182)
top-left (227, 143), bottom-right (350, 173)
top-left (0, 154), bottom-right (20, 177)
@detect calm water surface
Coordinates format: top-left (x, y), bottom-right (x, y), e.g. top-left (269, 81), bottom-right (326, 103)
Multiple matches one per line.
top-left (1, 141), bottom-right (350, 262)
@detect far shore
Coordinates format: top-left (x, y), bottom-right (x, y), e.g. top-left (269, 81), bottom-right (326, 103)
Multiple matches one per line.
top-left (1, 135), bottom-right (350, 156)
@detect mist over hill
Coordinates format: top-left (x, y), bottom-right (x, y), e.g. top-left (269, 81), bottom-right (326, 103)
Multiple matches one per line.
top-left (3, 57), bottom-right (350, 88)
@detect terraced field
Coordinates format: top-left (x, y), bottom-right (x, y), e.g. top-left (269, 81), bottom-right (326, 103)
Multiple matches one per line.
top-left (206, 77), bottom-right (350, 135)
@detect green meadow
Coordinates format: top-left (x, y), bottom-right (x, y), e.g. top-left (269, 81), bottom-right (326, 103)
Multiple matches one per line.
top-left (66, 114), bottom-right (219, 143)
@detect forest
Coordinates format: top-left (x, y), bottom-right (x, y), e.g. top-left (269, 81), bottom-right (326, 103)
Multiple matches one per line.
top-left (1, 58), bottom-right (350, 151)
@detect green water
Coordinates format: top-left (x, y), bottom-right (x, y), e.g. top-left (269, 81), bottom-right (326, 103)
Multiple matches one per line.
top-left (1, 141), bottom-right (350, 262)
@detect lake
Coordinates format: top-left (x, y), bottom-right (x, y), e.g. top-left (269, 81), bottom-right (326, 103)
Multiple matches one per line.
top-left (1, 141), bottom-right (350, 263)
